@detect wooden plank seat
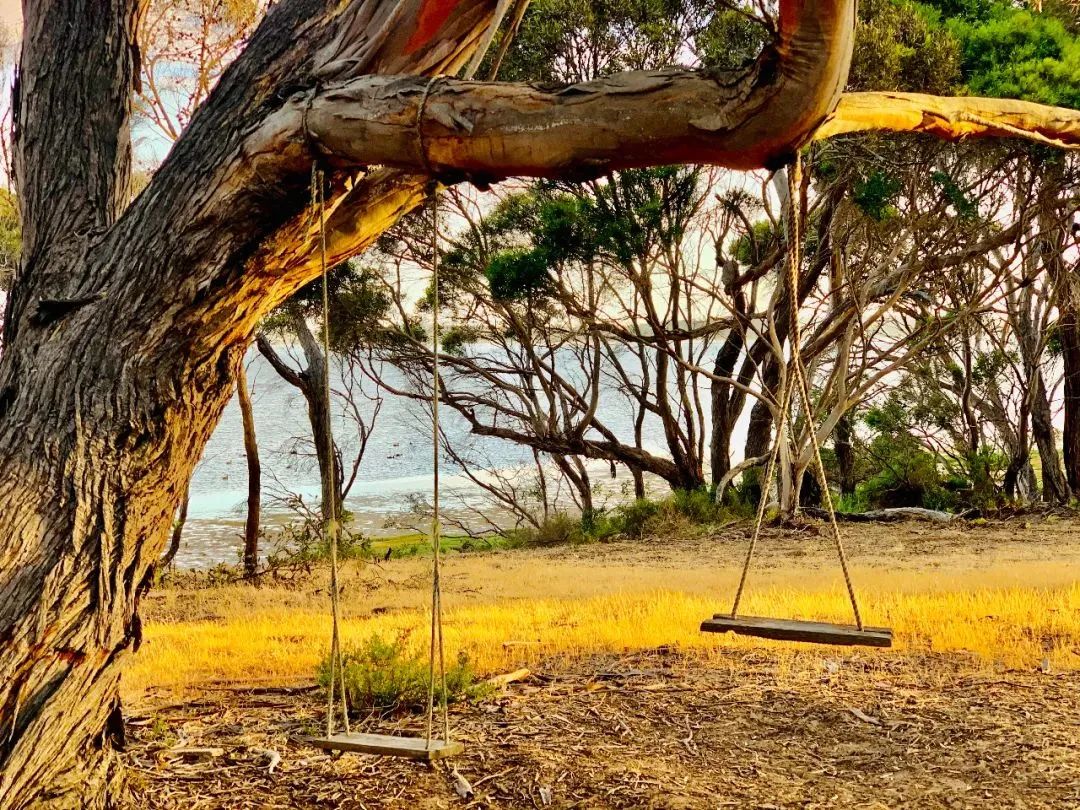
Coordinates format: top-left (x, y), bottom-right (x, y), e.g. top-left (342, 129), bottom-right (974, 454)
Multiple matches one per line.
top-left (701, 614), bottom-right (893, 648)
top-left (306, 731), bottom-right (464, 760)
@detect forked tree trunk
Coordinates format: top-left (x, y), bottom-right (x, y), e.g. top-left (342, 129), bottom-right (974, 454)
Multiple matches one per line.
top-left (1, 0), bottom-right (1074, 804)
top-left (256, 318), bottom-right (344, 523)
top-left (237, 363), bottom-right (262, 578)
top-left (293, 317), bottom-right (345, 522)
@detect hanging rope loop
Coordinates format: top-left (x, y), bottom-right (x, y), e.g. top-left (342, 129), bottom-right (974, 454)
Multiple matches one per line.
top-left (314, 5), bottom-right (524, 752)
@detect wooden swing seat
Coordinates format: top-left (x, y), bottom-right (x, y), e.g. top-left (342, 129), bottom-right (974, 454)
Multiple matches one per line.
top-left (701, 614), bottom-right (893, 648)
top-left (307, 731), bottom-right (464, 760)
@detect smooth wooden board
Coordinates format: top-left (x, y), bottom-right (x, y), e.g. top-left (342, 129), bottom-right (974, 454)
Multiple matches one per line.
top-left (306, 732), bottom-right (464, 760)
top-left (701, 615), bottom-right (893, 648)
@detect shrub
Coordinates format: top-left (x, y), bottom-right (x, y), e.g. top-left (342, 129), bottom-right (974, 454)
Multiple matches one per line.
top-left (264, 510), bottom-right (369, 573)
top-left (610, 498), bottom-right (661, 540)
top-left (858, 433), bottom-right (955, 510)
top-left (671, 488), bottom-right (722, 523)
top-left (319, 633), bottom-right (486, 715)
top-left (503, 512), bottom-right (586, 547)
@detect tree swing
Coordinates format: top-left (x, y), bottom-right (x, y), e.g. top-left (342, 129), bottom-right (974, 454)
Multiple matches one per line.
top-left (701, 157), bottom-right (892, 649)
top-left (303, 169), bottom-right (463, 760)
top-left (304, 3), bottom-right (531, 760)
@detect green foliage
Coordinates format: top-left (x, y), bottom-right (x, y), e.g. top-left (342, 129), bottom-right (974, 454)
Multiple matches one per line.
top-left (852, 169), bottom-right (904, 221)
top-left (503, 488), bottom-right (750, 548)
top-left (327, 263), bottom-right (394, 351)
top-left (610, 488), bottom-right (751, 537)
top-left (850, 0), bottom-right (963, 93)
top-left (728, 220), bottom-right (776, 265)
top-left (504, 512), bottom-right (589, 546)
top-left (495, 0), bottom-right (768, 83)
top-left (858, 430), bottom-right (958, 509)
top-left (262, 259), bottom-right (394, 353)
top-left (836, 489), bottom-right (871, 514)
top-left (439, 324), bottom-right (481, 356)
top-left (485, 247), bottom-right (553, 301)
top-left (670, 487), bottom-right (727, 524)
top-left (263, 513), bottom-right (369, 572)
top-left (320, 634), bottom-right (485, 714)
top-left (589, 167), bottom-right (702, 264)
top-left (696, 8), bottom-right (770, 72)
top-left (945, 3), bottom-right (1080, 108)
top-left (609, 498), bottom-right (662, 540)
top-left (930, 170), bottom-right (979, 220)
top-left (452, 167), bottom-right (704, 303)
top-left (0, 189), bottom-right (19, 290)
top-left (851, 0), bottom-right (1080, 106)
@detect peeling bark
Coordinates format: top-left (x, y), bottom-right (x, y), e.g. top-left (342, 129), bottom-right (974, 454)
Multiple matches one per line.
top-left (817, 92), bottom-right (1080, 147)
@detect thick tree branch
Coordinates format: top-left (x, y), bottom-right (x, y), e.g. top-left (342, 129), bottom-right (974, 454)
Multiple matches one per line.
top-left (161, 0), bottom-right (856, 324)
top-left (259, 80), bottom-right (1080, 189)
top-left (817, 92), bottom-right (1080, 148)
top-left (262, 68), bottom-right (833, 178)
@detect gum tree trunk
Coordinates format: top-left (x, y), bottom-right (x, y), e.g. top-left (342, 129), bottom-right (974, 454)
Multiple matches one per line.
top-left (1061, 307), bottom-right (1080, 492)
top-left (0, 0), bottom-right (1075, 805)
top-left (256, 318), bottom-right (344, 523)
top-left (237, 363), bottom-right (262, 577)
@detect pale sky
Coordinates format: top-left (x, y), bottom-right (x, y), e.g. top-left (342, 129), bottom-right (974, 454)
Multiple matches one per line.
top-left (0, 1), bottom-right (16, 32)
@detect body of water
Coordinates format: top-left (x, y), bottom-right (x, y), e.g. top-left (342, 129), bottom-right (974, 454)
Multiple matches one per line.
top-left (180, 345), bottom-right (749, 567)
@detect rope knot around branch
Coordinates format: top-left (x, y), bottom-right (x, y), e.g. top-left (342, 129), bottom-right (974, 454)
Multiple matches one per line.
top-left (415, 75), bottom-right (446, 179)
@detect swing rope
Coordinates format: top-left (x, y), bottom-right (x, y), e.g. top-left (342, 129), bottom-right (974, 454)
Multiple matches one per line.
top-left (315, 165), bottom-right (352, 738)
top-left (424, 187), bottom-right (452, 748)
top-left (318, 4), bottom-right (525, 747)
top-left (730, 154), bottom-right (864, 630)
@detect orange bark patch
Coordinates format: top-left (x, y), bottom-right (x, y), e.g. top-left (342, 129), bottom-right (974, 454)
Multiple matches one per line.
top-left (404, 0), bottom-right (464, 55)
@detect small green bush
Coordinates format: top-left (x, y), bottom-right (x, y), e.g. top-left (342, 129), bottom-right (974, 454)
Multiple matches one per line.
top-left (264, 509), bottom-right (369, 573)
top-left (503, 512), bottom-right (586, 547)
top-left (319, 633), bottom-right (486, 715)
top-left (858, 433), bottom-right (956, 510)
top-left (671, 488), bottom-right (721, 523)
top-left (610, 498), bottom-right (662, 540)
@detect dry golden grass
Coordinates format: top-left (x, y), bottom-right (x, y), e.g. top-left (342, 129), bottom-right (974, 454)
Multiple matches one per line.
top-left (129, 564), bottom-right (1080, 695)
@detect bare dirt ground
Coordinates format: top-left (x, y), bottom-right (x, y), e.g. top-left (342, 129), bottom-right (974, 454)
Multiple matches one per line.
top-left (125, 648), bottom-right (1079, 809)
top-left (126, 516), bottom-right (1080, 809)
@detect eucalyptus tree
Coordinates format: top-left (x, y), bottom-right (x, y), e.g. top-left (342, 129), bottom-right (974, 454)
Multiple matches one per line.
top-left (371, 168), bottom-right (723, 498)
top-left (1, 0), bottom-right (1077, 805)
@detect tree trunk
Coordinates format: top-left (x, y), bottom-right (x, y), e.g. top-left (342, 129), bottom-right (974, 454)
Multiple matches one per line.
top-left (1062, 307), bottom-right (1080, 494)
top-left (237, 362), bottom-right (262, 578)
top-left (743, 387), bottom-right (776, 505)
top-left (160, 483), bottom-right (191, 570)
top-left (709, 326), bottom-right (746, 486)
top-left (1031, 367), bottom-right (1070, 503)
top-left (257, 323), bottom-right (344, 523)
top-left (834, 413), bottom-right (856, 497)
top-left (292, 316), bottom-right (345, 523)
